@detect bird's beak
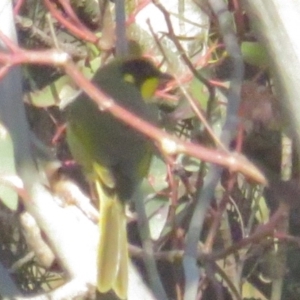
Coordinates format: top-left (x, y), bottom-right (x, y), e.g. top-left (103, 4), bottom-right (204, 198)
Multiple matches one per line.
top-left (158, 72), bottom-right (174, 89)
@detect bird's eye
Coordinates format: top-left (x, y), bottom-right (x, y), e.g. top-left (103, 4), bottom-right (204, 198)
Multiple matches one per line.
top-left (123, 73), bottom-right (136, 85)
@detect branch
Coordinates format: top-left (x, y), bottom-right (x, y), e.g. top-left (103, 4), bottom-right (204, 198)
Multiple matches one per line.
top-left (183, 0), bottom-right (244, 298)
top-left (42, 0), bottom-right (99, 44)
top-left (242, 0), bottom-right (300, 151)
top-left (0, 2), bottom-right (97, 298)
top-left (0, 37), bottom-right (265, 184)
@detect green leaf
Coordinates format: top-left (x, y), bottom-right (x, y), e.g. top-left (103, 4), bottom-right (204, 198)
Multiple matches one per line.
top-left (145, 194), bottom-right (169, 240)
top-left (0, 123), bottom-right (18, 210)
top-left (190, 73), bottom-right (210, 111)
top-left (141, 155), bottom-right (169, 240)
top-left (142, 155), bottom-right (168, 193)
top-left (26, 56), bottom-right (102, 107)
top-left (241, 41), bottom-right (269, 68)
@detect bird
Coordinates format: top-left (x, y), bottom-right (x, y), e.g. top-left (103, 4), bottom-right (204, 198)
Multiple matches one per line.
top-left (65, 57), bottom-right (171, 299)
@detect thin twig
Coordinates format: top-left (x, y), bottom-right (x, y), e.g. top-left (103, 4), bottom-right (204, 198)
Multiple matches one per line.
top-left (152, 0), bottom-right (215, 105)
top-left (183, 0), bottom-right (244, 298)
top-left (134, 190), bottom-right (168, 300)
top-left (115, 0), bottom-right (128, 57)
top-left (42, 0), bottom-right (98, 44)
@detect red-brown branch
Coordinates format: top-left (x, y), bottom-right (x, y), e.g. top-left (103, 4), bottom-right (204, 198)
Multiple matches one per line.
top-left (0, 34), bottom-right (267, 185)
top-left (43, 0), bottom-right (99, 44)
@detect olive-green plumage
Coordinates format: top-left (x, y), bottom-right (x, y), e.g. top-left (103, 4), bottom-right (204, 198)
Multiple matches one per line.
top-left (65, 58), bottom-right (169, 299)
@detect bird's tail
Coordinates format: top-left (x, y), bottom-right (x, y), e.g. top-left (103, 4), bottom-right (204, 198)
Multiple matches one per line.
top-left (95, 174), bottom-right (128, 299)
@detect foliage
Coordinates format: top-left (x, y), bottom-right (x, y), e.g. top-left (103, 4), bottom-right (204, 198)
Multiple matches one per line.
top-left (0, 0), bottom-right (298, 299)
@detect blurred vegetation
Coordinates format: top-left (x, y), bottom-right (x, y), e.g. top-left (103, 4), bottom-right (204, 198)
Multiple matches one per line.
top-left (0, 0), bottom-right (299, 299)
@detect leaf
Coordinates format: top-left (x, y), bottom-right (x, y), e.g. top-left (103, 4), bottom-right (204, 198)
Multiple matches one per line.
top-left (145, 194), bottom-right (169, 240)
top-left (25, 56), bottom-right (102, 108)
top-left (141, 155), bottom-right (169, 240)
top-left (253, 194), bottom-right (269, 224)
top-left (190, 72), bottom-right (210, 111)
top-left (142, 155), bottom-right (168, 194)
top-left (0, 123), bottom-right (18, 210)
top-left (242, 280), bottom-right (268, 300)
top-left (241, 41), bottom-right (269, 68)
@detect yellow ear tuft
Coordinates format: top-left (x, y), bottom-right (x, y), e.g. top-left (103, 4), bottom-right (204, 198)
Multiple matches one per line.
top-left (141, 77), bottom-right (159, 99)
